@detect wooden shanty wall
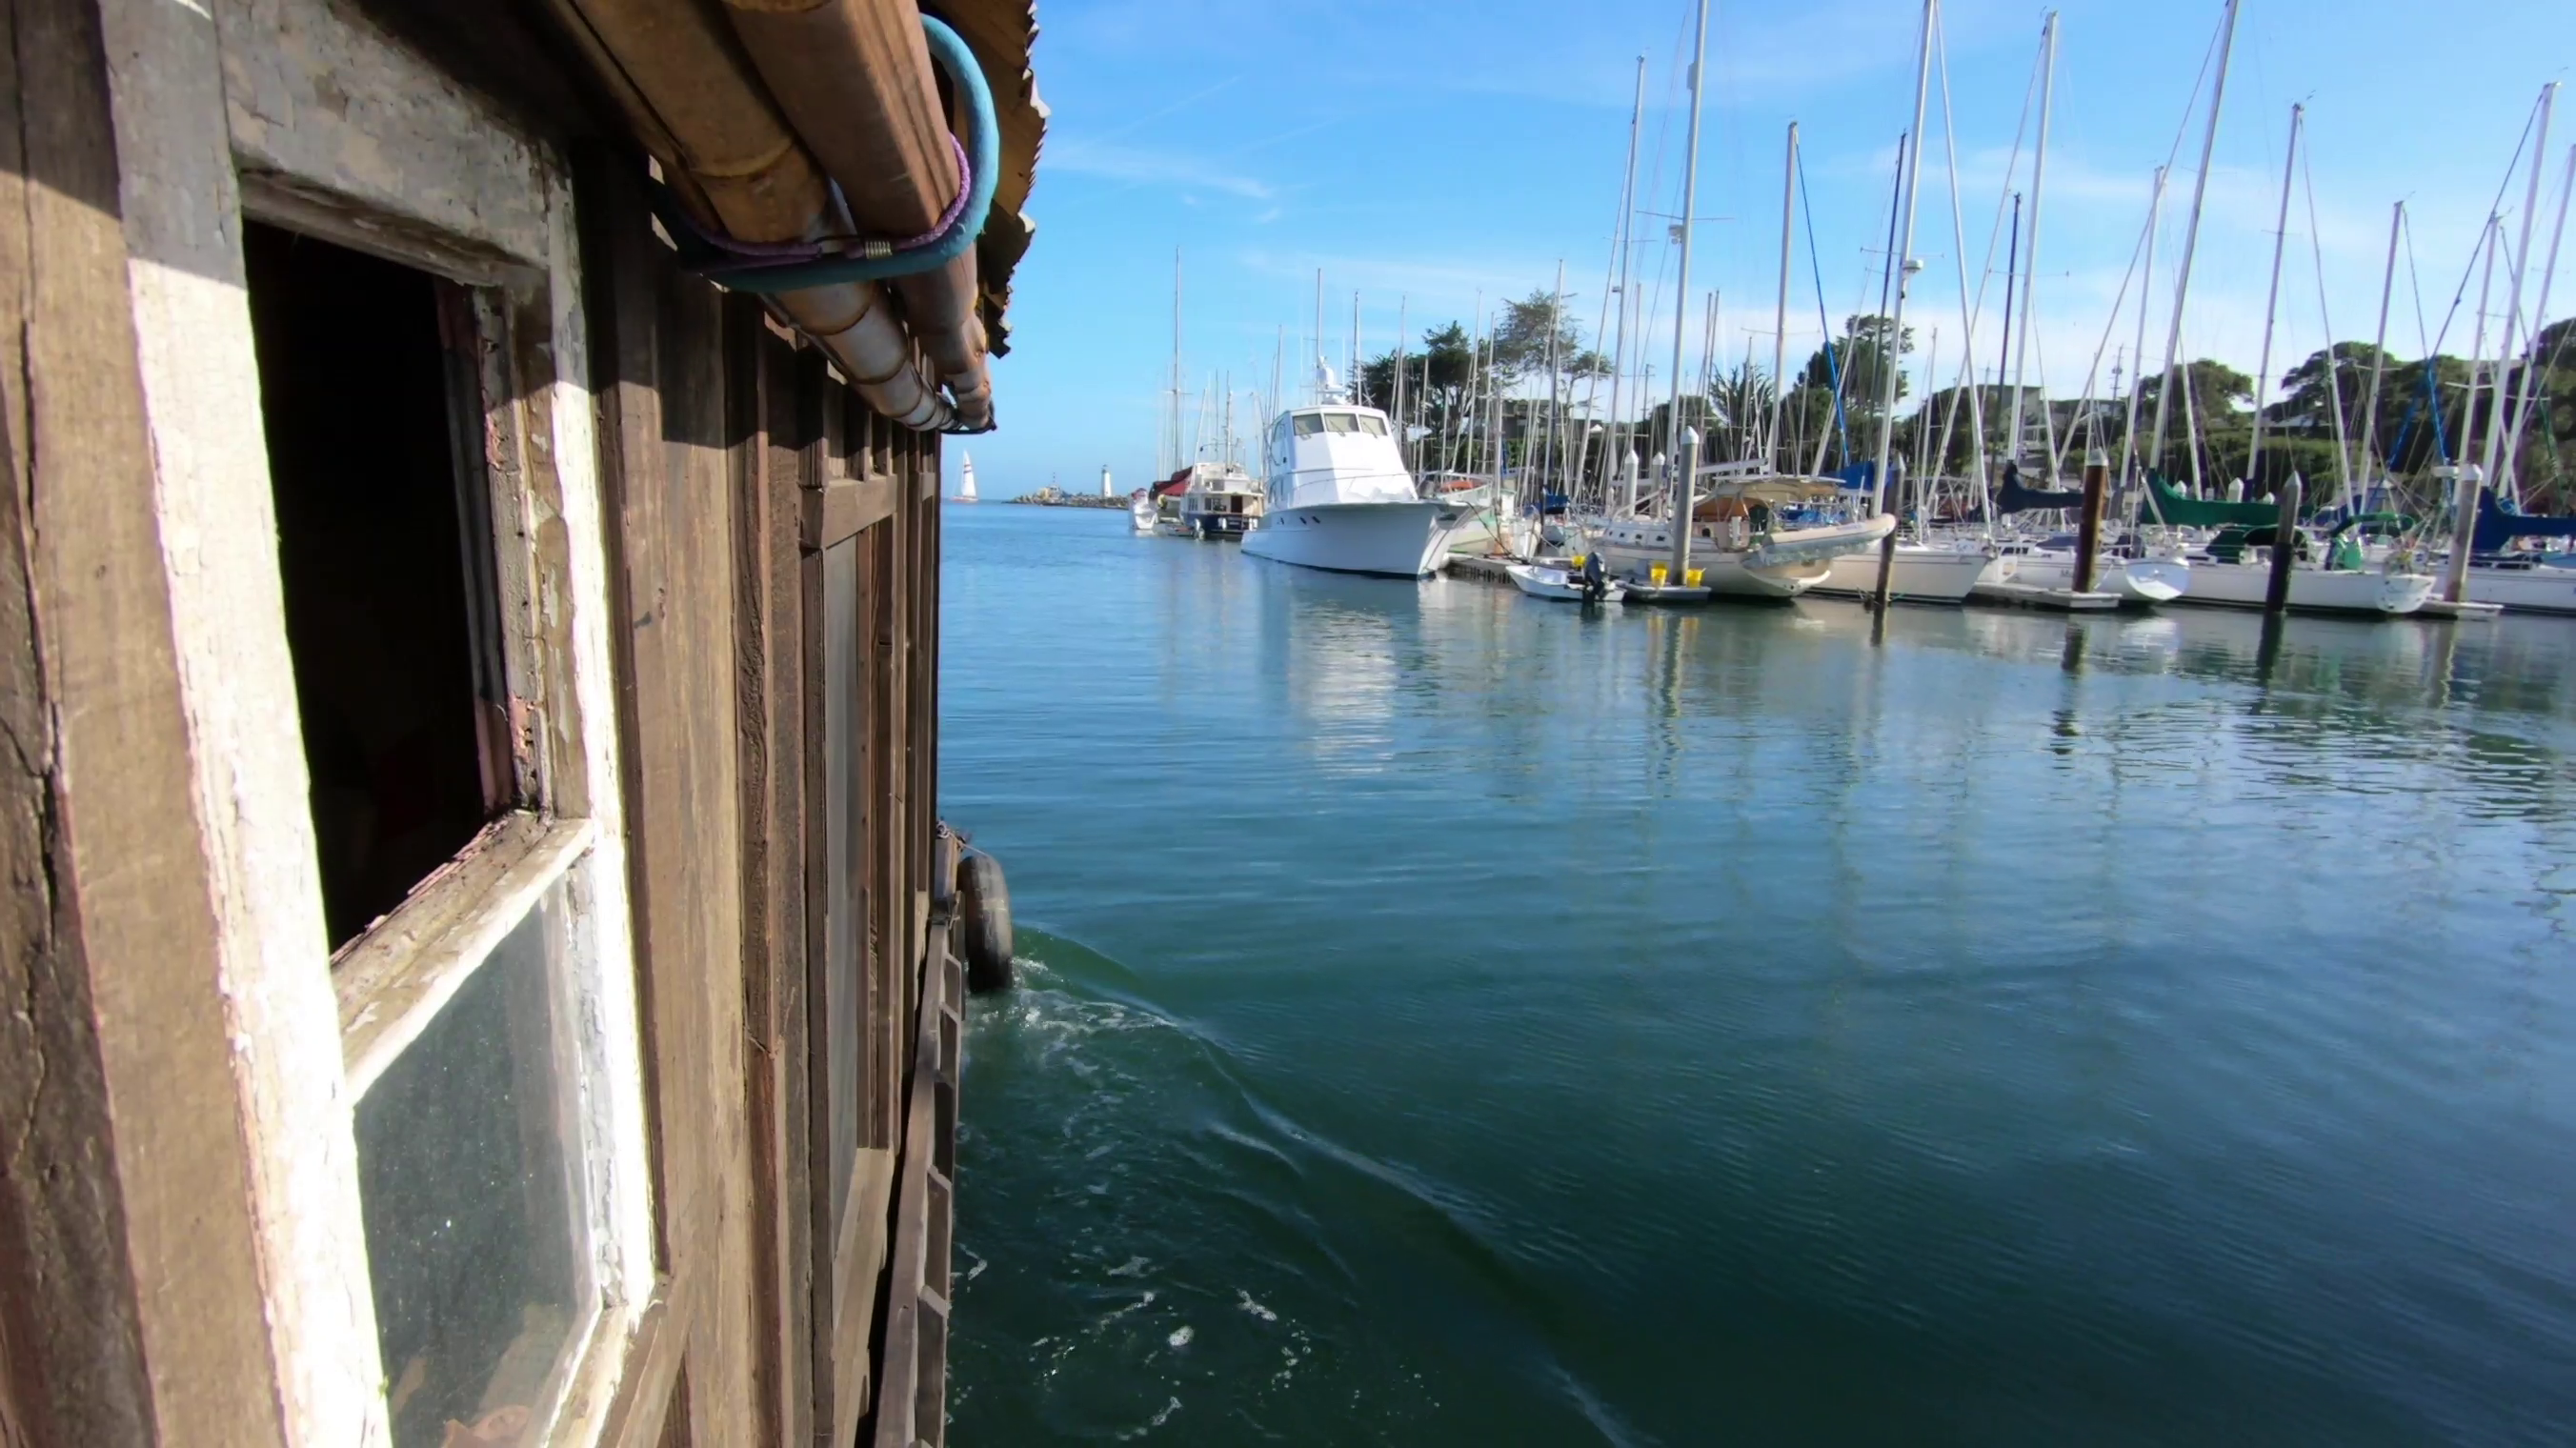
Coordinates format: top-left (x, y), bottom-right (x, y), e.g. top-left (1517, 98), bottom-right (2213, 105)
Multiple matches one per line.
top-left (0, 0), bottom-right (962, 1439)
top-left (577, 153), bottom-right (951, 1448)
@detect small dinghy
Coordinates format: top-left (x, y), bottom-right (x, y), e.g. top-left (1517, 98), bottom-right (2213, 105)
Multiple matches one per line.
top-left (1507, 562), bottom-right (1624, 603)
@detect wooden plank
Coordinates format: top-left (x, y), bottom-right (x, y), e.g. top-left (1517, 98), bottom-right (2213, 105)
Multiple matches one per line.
top-left (867, 919), bottom-right (956, 1448)
top-left (756, 327), bottom-right (817, 1448)
top-left (0, 0), bottom-right (373, 1437)
top-left (215, 0), bottom-right (553, 276)
top-left (577, 147), bottom-right (759, 1444)
top-left (801, 474), bottom-right (898, 551)
top-left (0, 2), bottom-right (167, 1434)
top-left (722, 294), bottom-right (790, 1448)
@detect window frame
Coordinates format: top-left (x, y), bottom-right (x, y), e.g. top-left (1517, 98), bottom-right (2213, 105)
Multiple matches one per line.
top-left (100, 0), bottom-right (658, 1438)
top-left (287, 246), bottom-right (653, 1448)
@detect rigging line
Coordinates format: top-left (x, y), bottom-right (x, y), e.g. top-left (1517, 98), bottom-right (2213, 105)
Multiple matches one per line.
top-left (2425, 95), bottom-right (2543, 362)
top-left (1928, 6), bottom-right (1993, 508)
top-left (1795, 146), bottom-right (1854, 464)
top-left (2051, 195), bottom-right (2158, 483)
top-left (2299, 131), bottom-right (2354, 501)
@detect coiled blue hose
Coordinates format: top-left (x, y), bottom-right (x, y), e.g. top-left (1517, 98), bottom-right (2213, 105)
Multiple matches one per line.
top-left (651, 13), bottom-right (1000, 294)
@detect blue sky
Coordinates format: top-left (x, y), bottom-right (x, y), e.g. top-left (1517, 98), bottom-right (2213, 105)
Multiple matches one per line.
top-left (959, 0), bottom-right (2574, 493)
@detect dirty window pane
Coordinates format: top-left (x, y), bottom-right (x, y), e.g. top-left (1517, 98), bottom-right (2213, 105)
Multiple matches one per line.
top-left (356, 893), bottom-right (593, 1448)
top-left (1293, 414), bottom-right (1322, 437)
top-left (1323, 412), bottom-right (1360, 434)
top-left (1358, 414), bottom-right (1388, 436)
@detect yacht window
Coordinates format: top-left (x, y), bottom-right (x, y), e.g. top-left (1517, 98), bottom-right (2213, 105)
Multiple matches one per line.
top-left (1323, 413), bottom-right (1360, 434)
top-left (1294, 414), bottom-right (1324, 438)
top-left (1357, 415), bottom-right (1389, 437)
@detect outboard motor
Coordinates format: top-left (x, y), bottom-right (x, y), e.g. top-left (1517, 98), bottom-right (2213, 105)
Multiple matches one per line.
top-left (1580, 551), bottom-right (1609, 603)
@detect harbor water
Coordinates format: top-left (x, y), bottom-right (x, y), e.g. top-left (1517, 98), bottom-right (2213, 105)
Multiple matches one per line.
top-left (939, 504), bottom-right (2576, 1446)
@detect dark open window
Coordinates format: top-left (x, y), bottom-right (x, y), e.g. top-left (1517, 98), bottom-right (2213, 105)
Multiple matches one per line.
top-left (245, 222), bottom-right (509, 946)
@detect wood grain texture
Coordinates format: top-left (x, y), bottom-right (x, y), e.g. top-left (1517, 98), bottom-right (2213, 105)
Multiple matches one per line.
top-left (580, 148), bottom-right (762, 1445)
top-left (801, 474), bottom-right (897, 550)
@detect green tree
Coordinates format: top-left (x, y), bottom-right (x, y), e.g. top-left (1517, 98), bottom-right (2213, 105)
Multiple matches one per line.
top-left (1797, 314), bottom-right (1912, 419)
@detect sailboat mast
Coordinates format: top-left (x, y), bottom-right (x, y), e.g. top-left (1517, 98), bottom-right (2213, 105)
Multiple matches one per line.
top-left (1603, 56), bottom-right (1647, 501)
top-left (1664, 0), bottom-right (1712, 585)
top-left (2006, 10), bottom-right (2057, 470)
top-left (2499, 143), bottom-right (2576, 500)
top-left (2357, 201), bottom-right (2403, 497)
top-left (2246, 103), bottom-right (2304, 486)
top-left (1996, 192), bottom-right (2022, 464)
top-left (1770, 121), bottom-right (1799, 473)
top-left (1544, 259), bottom-right (1566, 493)
top-left (1393, 294), bottom-right (1409, 458)
top-left (2148, 0), bottom-right (2241, 471)
top-left (2120, 168), bottom-right (2168, 488)
top-left (1171, 248), bottom-right (1184, 478)
top-left (1351, 292), bottom-right (1362, 405)
top-left (2452, 82), bottom-right (2557, 599)
top-left (1870, 0), bottom-right (1936, 518)
top-left (2478, 83), bottom-right (2558, 493)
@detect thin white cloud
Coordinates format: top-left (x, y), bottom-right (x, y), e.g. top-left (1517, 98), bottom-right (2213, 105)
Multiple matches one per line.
top-left (1047, 137), bottom-right (1278, 201)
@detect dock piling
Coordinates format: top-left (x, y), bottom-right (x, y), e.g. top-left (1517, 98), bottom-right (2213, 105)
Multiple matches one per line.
top-left (2263, 474), bottom-right (2303, 614)
top-left (2073, 454), bottom-right (2109, 594)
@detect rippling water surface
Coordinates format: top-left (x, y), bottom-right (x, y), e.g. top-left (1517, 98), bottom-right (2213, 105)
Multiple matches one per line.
top-left (938, 504), bottom-right (2576, 1446)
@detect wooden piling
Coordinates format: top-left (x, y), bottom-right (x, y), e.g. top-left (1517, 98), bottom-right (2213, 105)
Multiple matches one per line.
top-left (2264, 474), bottom-right (2303, 614)
top-left (2072, 454), bottom-right (2109, 594)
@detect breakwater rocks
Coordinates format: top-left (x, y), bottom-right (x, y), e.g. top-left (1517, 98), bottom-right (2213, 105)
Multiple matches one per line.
top-left (1006, 488), bottom-right (1130, 510)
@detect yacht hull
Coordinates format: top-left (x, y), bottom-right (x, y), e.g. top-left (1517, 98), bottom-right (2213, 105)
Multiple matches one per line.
top-left (1243, 501), bottom-right (1454, 577)
top-left (2175, 564), bottom-right (2435, 615)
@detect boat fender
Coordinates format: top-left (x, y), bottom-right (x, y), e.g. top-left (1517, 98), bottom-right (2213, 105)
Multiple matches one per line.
top-left (958, 850), bottom-right (1015, 994)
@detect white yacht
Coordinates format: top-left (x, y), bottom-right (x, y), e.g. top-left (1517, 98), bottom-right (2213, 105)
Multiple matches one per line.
top-left (1244, 404), bottom-right (1454, 577)
top-left (1592, 466), bottom-right (1892, 598)
top-left (1128, 488), bottom-right (1157, 533)
top-left (948, 451), bottom-right (978, 504)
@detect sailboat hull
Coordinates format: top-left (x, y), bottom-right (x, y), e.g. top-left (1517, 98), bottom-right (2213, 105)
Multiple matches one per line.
top-left (2464, 562), bottom-right (2576, 614)
top-left (1981, 554), bottom-right (2189, 604)
top-left (1243, 502), bottom-right (1454, 577)
top-left (2175, 564), bottom-right (2435, 615)
top-left (1813, 546), bottom-right (1992, 602)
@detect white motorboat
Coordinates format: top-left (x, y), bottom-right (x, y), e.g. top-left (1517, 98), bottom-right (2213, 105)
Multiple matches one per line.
top-left (1592, 469), bottom-right (1893, 598)
top-left (1813, 543), bottom-right (1995, 603)
top-left (1128, 489), bottom-right (1157, 533)
top-left (1244, 403), bottom-right (1453, 577)
top-left (1176, 461), bottom-right (1262, 539)
top-left (1506, 563), bottom-right (1624, 603)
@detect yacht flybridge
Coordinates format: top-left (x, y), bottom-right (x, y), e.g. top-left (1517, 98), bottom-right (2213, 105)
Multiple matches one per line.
top-left (1243, 403), bottom-right (1454, 577)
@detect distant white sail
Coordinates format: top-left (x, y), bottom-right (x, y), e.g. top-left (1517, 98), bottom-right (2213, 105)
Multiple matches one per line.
top-left (959, 452), bottom-right (977, 502)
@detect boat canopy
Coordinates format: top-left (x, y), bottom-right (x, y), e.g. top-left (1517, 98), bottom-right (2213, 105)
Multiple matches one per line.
top-left (2472, 491), bottom-right (2576, 553)
top-left (1995, 461), bottom-right (2085, 514)
top-left (1687, 473), bottom-right (1847, 515)
top-left (2137, 472), bottom-right (2314, 529)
